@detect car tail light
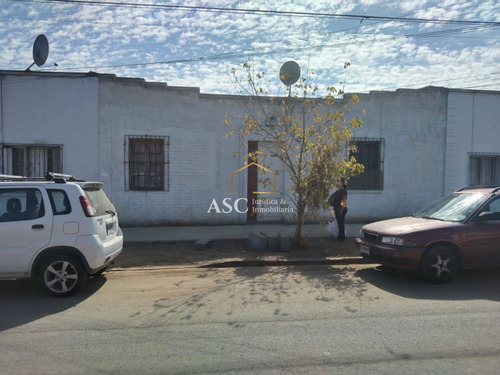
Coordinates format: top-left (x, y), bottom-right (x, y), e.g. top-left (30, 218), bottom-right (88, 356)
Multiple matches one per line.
top-left (79, 196), bottom-right (95, 217)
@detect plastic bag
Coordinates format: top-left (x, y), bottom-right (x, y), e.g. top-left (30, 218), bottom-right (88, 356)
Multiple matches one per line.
top-left (326, 219), bottom-right (339, 238)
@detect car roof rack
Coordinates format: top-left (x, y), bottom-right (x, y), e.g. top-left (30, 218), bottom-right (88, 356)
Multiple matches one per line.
top-left (45, 172), bottom-right (86, 182)
top-left (0, 172), bottom-right (86, 183)
top-left (0, 174), bottom-right (46, 181)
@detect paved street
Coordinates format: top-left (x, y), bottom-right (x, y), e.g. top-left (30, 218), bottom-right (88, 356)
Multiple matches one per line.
top-left (1, 264), bottom-right (500, 374)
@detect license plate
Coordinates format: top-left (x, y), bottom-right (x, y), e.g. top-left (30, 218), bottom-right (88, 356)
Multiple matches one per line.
top-left (360, 245), bottom-right (370, 255)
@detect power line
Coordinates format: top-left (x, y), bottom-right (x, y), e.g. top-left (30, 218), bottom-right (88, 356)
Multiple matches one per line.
top-left (379, 72), bottom-right (500, 91)
top-left (461, 82), bottom-right (500, 89)
top-left (8, 0), bottom-right (500, 27)
top-left (2, 14), bottom-right (498, 40)
top-left (4, 0), bottom-right (499, 91)
top-left (55, 26), bottom-right (495, 72)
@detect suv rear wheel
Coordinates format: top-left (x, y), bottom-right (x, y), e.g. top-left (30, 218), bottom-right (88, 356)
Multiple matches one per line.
top-left (38, 254), bottom-right (88, 297)
top-left (420, 246), bottom-right (459, 284)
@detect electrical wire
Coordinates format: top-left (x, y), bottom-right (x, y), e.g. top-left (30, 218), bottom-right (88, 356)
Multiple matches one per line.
top-left (3, 0), bottom-right (499, 90)
top-left (7, 0), bottom-right (500, 27)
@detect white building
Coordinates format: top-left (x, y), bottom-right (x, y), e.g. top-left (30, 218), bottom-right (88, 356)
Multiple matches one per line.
top-left (1, 70), bottom-right (499, 225)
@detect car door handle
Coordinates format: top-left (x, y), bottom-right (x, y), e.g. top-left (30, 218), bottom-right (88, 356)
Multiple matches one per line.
top-left (32, 224), bottom-right (44, 230)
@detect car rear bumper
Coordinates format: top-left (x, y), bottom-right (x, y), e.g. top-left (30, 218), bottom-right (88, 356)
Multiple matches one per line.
top-left (75, 231), bottom-right (124, 272)
top-left (355, 237), bottom-right (424, 270)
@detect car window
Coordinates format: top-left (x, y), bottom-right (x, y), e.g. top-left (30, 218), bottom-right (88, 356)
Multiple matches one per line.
top-left (83, 187), bottom-right (116, 217)
top-left (48, 189), bottom-right (72, 215)
top-left (476, 196), bottom-right (500, 221)
top-left (0, 188), bottom-right (45, 222)
top-left (488, 197), bottom-right (500, 212)
top-left (414, 192), bottom-right (487, 222)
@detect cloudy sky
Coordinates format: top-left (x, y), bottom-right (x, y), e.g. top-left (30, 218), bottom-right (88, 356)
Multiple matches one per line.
top-left (1, 0), bottom-right (499, 96)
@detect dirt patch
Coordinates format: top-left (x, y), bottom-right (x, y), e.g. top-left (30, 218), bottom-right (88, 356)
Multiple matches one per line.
top-left (112, 237), bottom-right (360, 268)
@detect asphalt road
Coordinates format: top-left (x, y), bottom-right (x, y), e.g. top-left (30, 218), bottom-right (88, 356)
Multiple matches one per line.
top-left (1, 264), bottom-right (500, 374)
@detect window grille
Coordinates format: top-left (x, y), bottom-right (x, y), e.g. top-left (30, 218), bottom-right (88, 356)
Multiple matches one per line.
top-left (125, 136), bottom-right (169, 191)
top-left (469, 153), bottom-right (500, 186)
top-left (348, 138), bottom-right (384, 190)
top-left (1, 144), bottom-right (63, 177)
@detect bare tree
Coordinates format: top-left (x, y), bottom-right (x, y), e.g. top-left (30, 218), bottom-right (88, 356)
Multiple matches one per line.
top-left (226, 62), bottom-right (364, 247)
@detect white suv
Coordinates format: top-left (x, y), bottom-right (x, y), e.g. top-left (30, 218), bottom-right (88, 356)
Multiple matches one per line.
top-left (0, 173), bottom-right (123, 296)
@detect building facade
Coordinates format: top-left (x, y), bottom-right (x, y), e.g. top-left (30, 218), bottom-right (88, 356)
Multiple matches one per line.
top-left (1, 70), bottom-right (499, 225)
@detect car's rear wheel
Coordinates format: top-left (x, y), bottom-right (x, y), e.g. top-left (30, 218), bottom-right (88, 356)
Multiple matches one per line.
top-left (420, 246), bottom-right (459, 284)
top-left (38, 254), bottom-right (87, 297)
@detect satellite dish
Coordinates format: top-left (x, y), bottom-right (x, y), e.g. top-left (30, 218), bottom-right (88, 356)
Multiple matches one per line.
top-left (279, 61), bottom-right (300, 86)
top-left (33, 34), bottom-right (49, 66)
top-left (26, 34), bottom-right (49, 71)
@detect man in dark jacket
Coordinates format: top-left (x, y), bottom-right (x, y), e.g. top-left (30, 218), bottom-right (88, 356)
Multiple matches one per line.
top-left (333, 179), bottom-right (348, 241)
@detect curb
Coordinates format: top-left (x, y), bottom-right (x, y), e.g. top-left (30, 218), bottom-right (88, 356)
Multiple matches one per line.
top-left (199, 256), bottom-right (367, 268)
top-left (118, 236), bottom-right (364, 270)
top-left (109, 257), bottom-right (368, 272)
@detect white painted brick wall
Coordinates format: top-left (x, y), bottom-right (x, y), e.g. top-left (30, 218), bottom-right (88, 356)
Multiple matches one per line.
top-left (3, 72), bottom-right (498, 226)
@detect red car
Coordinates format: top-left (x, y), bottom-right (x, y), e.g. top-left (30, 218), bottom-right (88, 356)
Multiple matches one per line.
top-left (356, 187), bottom-right (500, 283)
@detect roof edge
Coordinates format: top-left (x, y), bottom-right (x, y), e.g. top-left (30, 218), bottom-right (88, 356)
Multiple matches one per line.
top-left (1, 70), bottom-right (499, 96)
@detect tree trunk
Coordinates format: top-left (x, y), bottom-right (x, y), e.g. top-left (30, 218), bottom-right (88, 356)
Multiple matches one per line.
top-left (293, 201), bottom-right (307, 248)
top-left (294, 219), bottom-right (303, 248)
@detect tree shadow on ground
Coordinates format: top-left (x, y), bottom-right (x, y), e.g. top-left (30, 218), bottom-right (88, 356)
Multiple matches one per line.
top-left (149, 261), bottom-right (500, 330)
top-left (231, 264), bottom-right (370, 303)
top-left (149, 263), bottom-right (371, 328)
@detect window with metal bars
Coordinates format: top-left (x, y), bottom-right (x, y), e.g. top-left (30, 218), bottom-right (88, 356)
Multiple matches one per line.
top-left (348, 138), bottom-right (384, 190)
top-left (125, 136), bottom-right (169, 191)
top-left (469, 154), bottom-right (500, 186)
top-left (1, 145), bottom-right (62, 177)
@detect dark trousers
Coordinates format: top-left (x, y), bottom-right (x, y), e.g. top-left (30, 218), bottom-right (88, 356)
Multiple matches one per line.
top-left (335, 208), bottom-right (347, 241)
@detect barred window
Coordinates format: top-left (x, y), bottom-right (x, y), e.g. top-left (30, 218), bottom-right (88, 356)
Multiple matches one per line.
top-left (348, 138), bottom-right (384, 190)
top-left (125, 136), bottom-right (169, 191)
top-left (469, 153), bottom-right (500, 186)
top-left (1, 145), bottom-right (62, 177)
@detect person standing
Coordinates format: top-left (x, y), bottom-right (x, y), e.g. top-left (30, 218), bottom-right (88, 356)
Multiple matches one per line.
top-left (333, 179), bottom-right (348, 241)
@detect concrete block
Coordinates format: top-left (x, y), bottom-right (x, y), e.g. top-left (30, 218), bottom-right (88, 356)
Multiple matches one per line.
top-left (249, 232), bottom-right (286, 252)
top-left (278, 232), bottom-right (291, 253)
top-left (266, 235), bottom-right (278, 252)
top-left (248, 232), bottom-right (268, 252)
top-left (194, 239), bottom-right (213, 250)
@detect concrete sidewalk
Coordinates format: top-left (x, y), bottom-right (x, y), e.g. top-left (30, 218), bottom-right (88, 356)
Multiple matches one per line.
top-left (116, 223), bottom-right (367, 268)
top-left (122, 223), bottom-right (364, 243)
